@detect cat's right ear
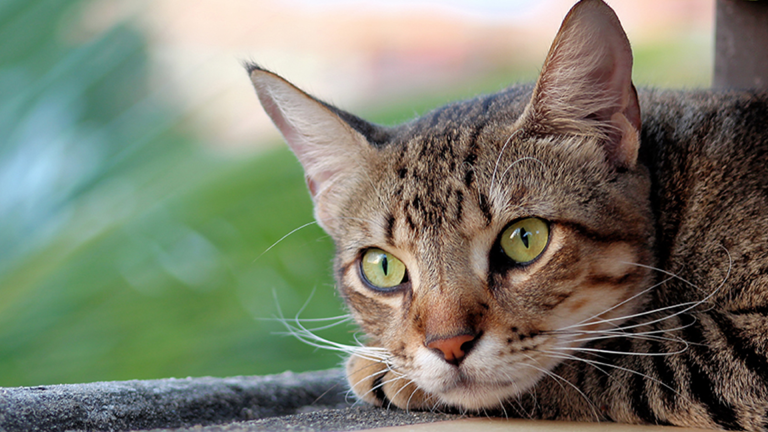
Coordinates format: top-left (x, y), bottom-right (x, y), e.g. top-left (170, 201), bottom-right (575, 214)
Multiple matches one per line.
top-left (516, 0), bottom-right (641, 169)
top-left (248, 64), bottom-right (381, 231)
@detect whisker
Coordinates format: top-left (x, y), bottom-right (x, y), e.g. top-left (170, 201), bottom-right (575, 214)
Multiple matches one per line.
top-left (284, 317), bottom-right (355, 333)
top-left (365, 374), bottom-right (405, 407)
top-left (489, 132), bottom-right (514, 197)
top-left (621, 261), bottom-right (702, 292)
top-left (349, 366), bottom-right (390, 393)
top-left (563, 302), bottom-right (700, 334)
top-left (569, 330), bottom-right (690, 347)
top-left (253, 220), bottom-right (318, 263)
top-left (550, 343), bottom-right (688, 357)
top-left (258, 314), bottom-right (354, 323)
top-left (581, 299), bottom-right (706, 336)
top-left (561, 247), bottom-right (731, 342)
top-left (571, 317), bottom-right (695, 340)
top-left (497, 157), bottom-right (546, 192)
top-left (270, 289), bottom-right (394, 363)
top-left (559, 276), bottom-right (674, 331)
top-left (278, 321), bottom-right (388, 361)
top-left (426, 391), bottom-right (444, 413)
top-left (542, 351), bottom-right (681, 397)
top-left (357, 374), bottom-right (399, 405)
top-left (489, 130), bottom-right (523, 197)
top-left (561, 247), bottom-right (731, 340)
top-left (345, 363), bottom-right (392, 405)
top-left (404, 379), bottom-right (425, 412)
top-left (496, 395), bottom-right (509, 419)
top-left (520, 362), bottom-right (600, 421)
top-left (387, 376), bottom-right (420, 411)
top-left (254, 214), bottom-right (378, 263)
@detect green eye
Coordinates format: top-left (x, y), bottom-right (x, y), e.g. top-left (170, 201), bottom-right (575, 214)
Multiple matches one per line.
top-left (500, 218), bottom-right (549, 264)
top-left (361, 248), bottom-right (407, 289)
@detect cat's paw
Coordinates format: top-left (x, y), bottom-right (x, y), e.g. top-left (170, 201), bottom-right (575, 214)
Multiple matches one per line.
top-left (346, 353), bottom-right (434, 410)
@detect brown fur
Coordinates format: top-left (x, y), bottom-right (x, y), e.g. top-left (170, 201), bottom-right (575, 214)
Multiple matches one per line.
top-left (249, 0), bottom-right (768, 429)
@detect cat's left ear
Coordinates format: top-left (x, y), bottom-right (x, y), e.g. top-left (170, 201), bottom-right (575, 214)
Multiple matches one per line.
top-left (516, 0), bottom-right (641, 169)
top-left (248, 64), bottom-right (385, 232)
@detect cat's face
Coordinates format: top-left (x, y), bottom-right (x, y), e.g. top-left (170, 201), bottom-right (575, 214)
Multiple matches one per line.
top-left (331, 109), bottom-right (655, 409)
top-left (251, 0), bottom-right (655, 411)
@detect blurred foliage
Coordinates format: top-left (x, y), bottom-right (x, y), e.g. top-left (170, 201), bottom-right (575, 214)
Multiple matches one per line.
top-left (0, 0), bottom-right (351, 387)
top-left (0, 1), bottom-right (712, 388)
top-left (633, 32), bottom-right (712, 88)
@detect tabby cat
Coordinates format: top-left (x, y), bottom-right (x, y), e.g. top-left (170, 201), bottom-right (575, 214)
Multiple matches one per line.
top-left (248, 0), bottom-right (768, 429)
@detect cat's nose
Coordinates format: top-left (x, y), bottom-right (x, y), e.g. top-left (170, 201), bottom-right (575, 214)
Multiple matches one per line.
top-left (427, 333), bottom-right (477, 366)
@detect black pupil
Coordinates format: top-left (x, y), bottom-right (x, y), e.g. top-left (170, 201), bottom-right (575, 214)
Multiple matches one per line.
top-left (520, 228), bottom-right (530, 248)
top-left (381, 255), bottom-right (389, 275)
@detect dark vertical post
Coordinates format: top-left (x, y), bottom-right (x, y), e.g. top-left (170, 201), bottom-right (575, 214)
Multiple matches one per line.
top-left (714, 0), bottom-right (768, 89)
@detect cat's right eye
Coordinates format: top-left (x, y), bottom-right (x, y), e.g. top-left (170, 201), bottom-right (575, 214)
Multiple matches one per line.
top-left (360, 248), bottom-right (408, 291)
top-left (500, 218), bottom-right (549, 264)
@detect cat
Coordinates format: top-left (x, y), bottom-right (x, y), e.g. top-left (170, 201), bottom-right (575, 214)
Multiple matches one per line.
top-left (248, 0), bottom-right (768, 429)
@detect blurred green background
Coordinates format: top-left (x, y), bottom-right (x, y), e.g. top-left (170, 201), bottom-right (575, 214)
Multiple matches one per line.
top-left (0, 0), bottom-right (711, 387)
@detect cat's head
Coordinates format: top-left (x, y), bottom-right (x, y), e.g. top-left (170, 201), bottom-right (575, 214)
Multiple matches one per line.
top-left (250, 0), bottom-right (655, 411)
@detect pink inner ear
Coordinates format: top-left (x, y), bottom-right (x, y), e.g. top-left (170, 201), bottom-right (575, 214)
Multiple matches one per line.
top-left (254, 82), bottom-right (316, 171)
top-left (524, 0), bottom-right (641, 168)
top-left (251, 69), bottom-right (358, 202)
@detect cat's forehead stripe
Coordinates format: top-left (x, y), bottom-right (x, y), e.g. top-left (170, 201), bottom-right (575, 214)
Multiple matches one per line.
top-left (384, 214), bottom-right (396, 245)
top-left (387, 116), bottom-right (501, 236)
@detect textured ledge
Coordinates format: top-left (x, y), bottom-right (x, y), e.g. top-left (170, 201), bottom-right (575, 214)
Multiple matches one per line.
top-left (0, 369), bottom-right (459, 432)
top-left (0, 369), bottom-right (350, 431)
top-left (6, 371), bottom-right (706, 432)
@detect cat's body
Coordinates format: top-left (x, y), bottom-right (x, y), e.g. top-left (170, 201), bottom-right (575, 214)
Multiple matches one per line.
top-left (249, 0), bottom-right (768, 430)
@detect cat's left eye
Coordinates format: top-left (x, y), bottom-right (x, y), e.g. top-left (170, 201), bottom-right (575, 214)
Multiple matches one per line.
top-left (360, 248), bottom-right (408, 291)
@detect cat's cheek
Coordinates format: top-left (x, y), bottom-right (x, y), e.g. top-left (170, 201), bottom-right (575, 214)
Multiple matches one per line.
top-left (345, 354), bottom-right (386, 406)
top-left (545, 243), bottom-right (652, 332)
top-left (591, 242), bottom-right (638, 279)
top-left (546, 285), bottom-right (634, 335)
top-left (345, 353), bottom-right (435, 410)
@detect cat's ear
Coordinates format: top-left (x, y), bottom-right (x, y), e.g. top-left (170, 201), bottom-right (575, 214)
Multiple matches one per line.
top-left (516, 0), bottom-right (641, 169)
top-left (248, 64), bottom-right (385, 231)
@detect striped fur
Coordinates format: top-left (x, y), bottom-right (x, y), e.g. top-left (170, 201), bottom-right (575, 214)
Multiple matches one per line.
top-left (250, 0), bottom-right (768, 429)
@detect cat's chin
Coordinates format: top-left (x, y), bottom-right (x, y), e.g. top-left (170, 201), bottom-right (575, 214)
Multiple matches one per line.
top-left (420, 368), bottom-right (543, 411)
top-left (431, 378), bottom-right (534, 411)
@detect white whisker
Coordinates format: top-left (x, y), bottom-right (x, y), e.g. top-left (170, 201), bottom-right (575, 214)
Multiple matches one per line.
top-left (254, 215), bottom-right (379, 263)
top-left (542, 351), bottom-right (681, 397)
top-left (560, 276), bottom-right (674, 331)
top-left (387, 376), bottom-right (418, 411)
top-left (253, 220), bottom-right (318, 263)
top-left (557, 247), bottom-right (731, 351)
top-left (346, 365), bottom-right (392, 405)
top-left (565, 301), bottom-right (701, 334)
top-left (272, 292), bottom-right (390, 362)
top-left (550, 344), bottom-right (688, 357)
top-left (497, 157), bottom-right (546, 191)
top-left (496, 394), bottom-right (509, 419)
top-left (404, 379), bottom-right (425, 412)
top-left (521, 362), bottom-right (600, 421)
top-left (489, 130), bottom-right (523, 197)
top-left (569, 330), bottom-right (690, 347)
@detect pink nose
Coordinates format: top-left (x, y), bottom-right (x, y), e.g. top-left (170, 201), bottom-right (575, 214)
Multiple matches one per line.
top-left (427, 334), bottom-right (476, 364)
